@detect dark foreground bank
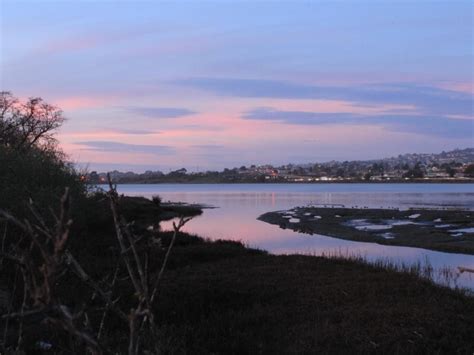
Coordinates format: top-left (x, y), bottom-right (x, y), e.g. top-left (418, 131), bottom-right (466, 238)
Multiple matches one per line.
top-left (152, 234), bottom-right (474, 354)
top-left (2, 196), bottom-right (474, 354)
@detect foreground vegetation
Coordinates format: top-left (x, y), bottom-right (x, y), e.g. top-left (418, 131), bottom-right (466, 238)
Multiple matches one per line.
top-left (1, 92), bottom-right (473, 354)
top-left (2, 204), bottom-right (474, 353)
top-left (153, 238), bottom-right (474, 354)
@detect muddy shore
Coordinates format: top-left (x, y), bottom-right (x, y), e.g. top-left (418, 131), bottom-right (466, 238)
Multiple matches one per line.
top-left (259, 207), bottom-right (474, 254)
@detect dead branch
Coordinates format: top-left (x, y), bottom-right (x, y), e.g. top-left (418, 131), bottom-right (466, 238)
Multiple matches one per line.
top-left (0, 176), bottom-right (195, 354)
top-left (0, 189), bottom-right (102, 354)
top-left (150, 216), bottom-right (193, 304)
top-left (107, 176), bottom-right (143, 297)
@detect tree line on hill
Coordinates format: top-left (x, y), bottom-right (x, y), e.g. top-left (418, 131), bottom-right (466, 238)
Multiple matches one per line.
top-left (86, 151), bottom-right (474, 184)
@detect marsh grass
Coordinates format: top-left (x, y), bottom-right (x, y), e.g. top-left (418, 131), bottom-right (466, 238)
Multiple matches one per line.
top-left (1, 191), bottom-right (472, 353)
top-left (317, 248), bottom-right (472, 294)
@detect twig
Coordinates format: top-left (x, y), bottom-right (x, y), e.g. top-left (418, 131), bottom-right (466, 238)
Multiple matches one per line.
top-left (64, 251), bottom-right (127, 322)
top-left (0, 189), bottom-right (103, 353)
top-left (97, 263), bottom-right (120, 340)
top-left (2, 267), bottom-right (19, 348)
top-left (107, 176), bottom-right (143, 296)
top-left (16, 269), bottom-right (28, 351)
top-left (150, 216), bottom-right (193, 304)
top-left (1, 220), bottom-right (7, 254)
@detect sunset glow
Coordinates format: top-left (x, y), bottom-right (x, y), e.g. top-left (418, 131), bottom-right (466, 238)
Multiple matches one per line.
top-left (2, 1), bottom-right (472, 171)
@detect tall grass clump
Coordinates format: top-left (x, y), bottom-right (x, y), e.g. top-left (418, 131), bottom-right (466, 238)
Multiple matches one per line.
top-left (319, 248), bottom-right (470, 293)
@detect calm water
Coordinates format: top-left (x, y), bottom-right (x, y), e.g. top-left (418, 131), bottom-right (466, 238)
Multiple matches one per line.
top-left (113, 183), bottom-right (474, 290)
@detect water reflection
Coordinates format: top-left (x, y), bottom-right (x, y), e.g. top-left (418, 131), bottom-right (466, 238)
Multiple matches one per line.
top-left (114, 184), bottom-right (474, 290)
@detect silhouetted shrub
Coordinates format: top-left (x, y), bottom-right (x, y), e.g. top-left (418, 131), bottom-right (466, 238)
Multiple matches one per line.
top-left (152, 194), bottom-right (163, 207)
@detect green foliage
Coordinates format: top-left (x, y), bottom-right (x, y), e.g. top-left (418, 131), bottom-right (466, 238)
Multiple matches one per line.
top-left (464, 163), bottom-right (474, 177)
top-left (445, 166), bottom-right (456, 177)
top-left (0, 92), bottom-right (86, 218)
top-left (152, 194), bottom-right (162, 207)
top-left (403, 162), bottom-right (424, 179)
top-left (0, 144), bottom-right (86, 217)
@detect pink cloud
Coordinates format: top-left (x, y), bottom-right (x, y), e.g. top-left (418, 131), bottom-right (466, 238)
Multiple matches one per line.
top-left (12, 94), bottom-right (109, 114)
top-left (243, 99), bottom-right (417, 115)
top-left (59, 129), bottom-right (160, 139)
top-left (437, 82), bottom-right (473, 94)
top-left (43, 35), bottom-right (103, 54)
top-left (53, 96), bottom-right (114, 110)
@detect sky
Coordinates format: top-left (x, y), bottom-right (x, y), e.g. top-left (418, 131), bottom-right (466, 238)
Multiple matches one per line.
top-left (1, 0), bottom-right (473, 172)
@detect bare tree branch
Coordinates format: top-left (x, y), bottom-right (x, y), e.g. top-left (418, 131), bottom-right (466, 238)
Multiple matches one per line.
top-left (0, 92), bottom-right (65, 151)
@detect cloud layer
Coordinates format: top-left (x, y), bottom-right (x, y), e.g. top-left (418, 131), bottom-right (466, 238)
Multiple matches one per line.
top-left (125, 107), bottom-right (197, 119)
top-left (77, 141), bottom-right (174, 154)
top-left (2, 2), bottom-right (472, 170)
top-left (243, 108), bottom-right (473, 138)
top-left (178, 78), bottom-right (473, 116)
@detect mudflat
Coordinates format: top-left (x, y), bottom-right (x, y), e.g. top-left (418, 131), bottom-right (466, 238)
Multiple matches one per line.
top-left (259, 207), bottom-right (474, 254)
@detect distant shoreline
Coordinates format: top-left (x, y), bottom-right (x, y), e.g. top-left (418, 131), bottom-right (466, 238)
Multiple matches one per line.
top-left (106, 179), bottom-right (474, 185)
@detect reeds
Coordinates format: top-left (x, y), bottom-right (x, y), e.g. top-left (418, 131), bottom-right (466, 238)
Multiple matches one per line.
top-left (318, 248), bottom-right (472, 294)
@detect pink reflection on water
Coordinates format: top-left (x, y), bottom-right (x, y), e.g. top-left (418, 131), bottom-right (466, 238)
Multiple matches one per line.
top-left (117, 184), bottom-right (474, 290)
